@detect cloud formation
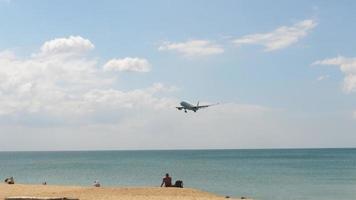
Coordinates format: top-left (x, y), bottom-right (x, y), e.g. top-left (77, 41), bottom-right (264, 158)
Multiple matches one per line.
top-left (0, 36), bottom-right (172, 121)
top-left (103, 57), bottom-right (151, 72)
top-left (0, 102), bottom-right (280, 150)
top-left (158, 40), bottom-right (224, 57)
top-left (0, 35), bottom-right (286, 150)
top-left (313, 56), bottom-right (356, 120)
top-left (313, 56), bottom-right (356, 93)
top-left (233, 19), bottom-right (317, 51)
top-left (4, 36), bottom-right (351, 150)
top-left (317, 75), bottom-right (330, 81)
top-left (38, 36), bottom-right (94, 56)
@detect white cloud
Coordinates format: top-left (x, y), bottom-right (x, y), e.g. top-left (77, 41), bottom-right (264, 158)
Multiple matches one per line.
top-left (103, 57), bottom-right (151, 72)
top-left (0, 36), bottom-right (173, 120)
top-left (158, 40), bottom-right (224, 57)
top-left (146, 82), bottom-right (179, 93)
top-left (313, 56), bottom-right (356, 93)
top-left (0, 50), bottom-right (16, 60)
top-left (233, 19), bottom-right (317, 51)
top-left (38, 36), bottom-right (94, 56)
top-left (313, 56), bottom-right (356, 120)
top-left (317, 75), bottom-right (330, 81)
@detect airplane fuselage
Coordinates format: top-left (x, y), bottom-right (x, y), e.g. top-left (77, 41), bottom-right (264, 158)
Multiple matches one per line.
top-left (180, 101), bottom-right (197, 112)
top-left (180, 101), bottom-right (193, 108)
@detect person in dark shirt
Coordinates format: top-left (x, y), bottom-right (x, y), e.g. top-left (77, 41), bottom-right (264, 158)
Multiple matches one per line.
top-left (160, 173), bottom-right (172, 187)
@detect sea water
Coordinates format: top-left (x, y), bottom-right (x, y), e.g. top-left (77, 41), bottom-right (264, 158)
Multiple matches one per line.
top-left (0, 149), bottom-right (355, 200)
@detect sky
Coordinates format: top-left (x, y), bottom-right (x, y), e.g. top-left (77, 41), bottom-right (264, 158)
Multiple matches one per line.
top-left (0, 0), bottom-right (355, 151)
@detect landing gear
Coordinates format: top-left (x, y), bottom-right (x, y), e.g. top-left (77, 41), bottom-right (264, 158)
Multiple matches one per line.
top-left (184, 109), bottom-right (187, 113)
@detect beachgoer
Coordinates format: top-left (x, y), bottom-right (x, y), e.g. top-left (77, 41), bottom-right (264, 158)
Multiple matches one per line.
top-left (160, 173), bottom-right (172, 187)
top-left (93, 180), bottom-right (101, 187)
top-left (4, 176), bottom-right (14, 184)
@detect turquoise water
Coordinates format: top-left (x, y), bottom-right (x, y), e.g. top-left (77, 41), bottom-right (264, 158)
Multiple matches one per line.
top-left (0, 149), bottom-right (355, 200)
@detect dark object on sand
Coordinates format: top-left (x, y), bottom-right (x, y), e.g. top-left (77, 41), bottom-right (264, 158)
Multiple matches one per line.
top-left (225, 196), bottom-right (230, 198)
top-left (93, 180), bottom-right (100, 187)
top-left (5, 197), bottom-right (78, 200)
top-left (174, 180), bottom-right (183, 188)
top-left (4, 177), bottom-right (15, 184)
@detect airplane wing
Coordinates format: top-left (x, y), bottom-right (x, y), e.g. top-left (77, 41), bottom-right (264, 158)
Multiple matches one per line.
top-left (196, 103), bottom-right (219, 109)
top-left (176, 106), bottom-right (184, 110)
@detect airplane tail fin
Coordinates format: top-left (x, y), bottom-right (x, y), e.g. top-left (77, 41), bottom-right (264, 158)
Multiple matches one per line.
top-left (197, 101), bottom-right (199, 107)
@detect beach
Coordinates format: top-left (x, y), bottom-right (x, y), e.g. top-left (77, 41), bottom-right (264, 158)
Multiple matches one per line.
top-left (1, 149), bottom-right (355, 200)
top-left (0, 184), bottom-right (245, 200)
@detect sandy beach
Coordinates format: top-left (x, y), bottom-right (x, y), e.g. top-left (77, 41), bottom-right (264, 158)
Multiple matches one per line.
top-left (0, 184), bottom-right (248, 200)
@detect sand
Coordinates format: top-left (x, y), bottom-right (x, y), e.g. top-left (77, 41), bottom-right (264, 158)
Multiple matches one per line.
top-left (0, 184), bottom-right (249, 200)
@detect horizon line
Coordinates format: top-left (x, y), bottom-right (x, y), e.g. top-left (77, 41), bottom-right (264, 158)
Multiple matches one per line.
top-left (1, 147), bottom-right (355, 153)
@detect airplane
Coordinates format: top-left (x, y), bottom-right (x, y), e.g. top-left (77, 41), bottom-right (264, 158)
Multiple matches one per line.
top-left (176, 101), bottom-right (218, 113)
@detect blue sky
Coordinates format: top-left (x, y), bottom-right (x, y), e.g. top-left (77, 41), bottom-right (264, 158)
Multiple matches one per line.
top-left (0, 0), bottom-right (355, 150)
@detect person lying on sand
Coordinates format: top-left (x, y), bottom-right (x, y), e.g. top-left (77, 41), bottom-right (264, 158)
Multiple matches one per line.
top-left (160, 173), bottom-right (172, 187)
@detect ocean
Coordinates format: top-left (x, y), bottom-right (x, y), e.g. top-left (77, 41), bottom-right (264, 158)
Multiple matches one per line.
top-left (0, 149), bottom-right (355, 200)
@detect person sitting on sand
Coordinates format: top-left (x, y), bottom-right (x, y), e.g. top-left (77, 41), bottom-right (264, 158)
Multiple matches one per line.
top-left (160, 173), bottom-right (172, 187)
top-left (93, 180), bottom-right (101, 187)
top-left (4, 176), bottom-right (14, 184)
